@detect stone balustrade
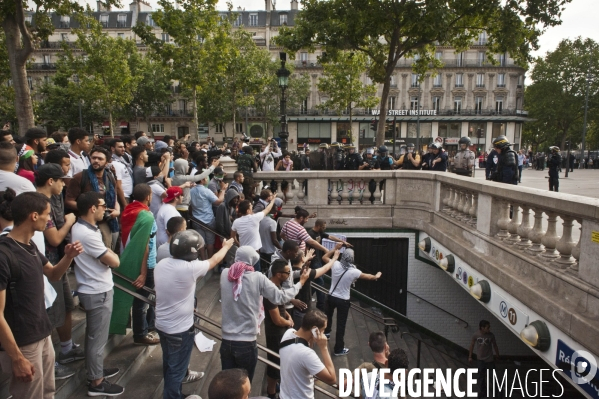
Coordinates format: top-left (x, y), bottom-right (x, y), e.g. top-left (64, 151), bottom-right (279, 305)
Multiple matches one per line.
top-left (256, 169), bottom-right (599, 356)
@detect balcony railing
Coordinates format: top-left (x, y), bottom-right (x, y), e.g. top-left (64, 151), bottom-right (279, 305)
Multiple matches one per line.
top-left (28, 63), bottom-right (57, 70)
top-left (117, 21), bottom-right (127, 28)
top-left (475, 84), bottom-right (485, 88)
top-left (497, 84), bottom-right (506, 88)
top-left (455, 84), bottom-right (464, 88)
top-left (295, 60), bottom-right (320, 68)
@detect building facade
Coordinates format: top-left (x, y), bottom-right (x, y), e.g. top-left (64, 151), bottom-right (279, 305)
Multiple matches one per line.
top-left (26, 0), bottom-right (528, 152)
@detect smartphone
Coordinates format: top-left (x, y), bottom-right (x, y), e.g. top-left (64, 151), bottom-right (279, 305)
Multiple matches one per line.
top-left (312, 327), bottom-right (319, 339)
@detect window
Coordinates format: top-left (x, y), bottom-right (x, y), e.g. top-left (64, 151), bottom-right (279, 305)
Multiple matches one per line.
top-left (297, 123), bottom-right (332, 142)
top-left (495, 96), bottom-right (503, 114)
top-left (165, 103), bottom-right (172, 114)
top-left (300, 52), bottom-right (308, 63)
top-left (388, 96), bottom-right (396, 110)
top-left (61, 33), bottom-right (68, 42)
top-left (455, 73), bottom-right (463, 87)
top-left (492, 122), bottom-right (505, 137)
top-left (152, 124), bottom-right (165, 133)
top-left (215, 124), bottom-right (223, 133)
top-left (234, 14), bottom-right (242, 26)
top-left (27, 77), bottom-right (33, 90)
top-left (439, 123), bottom-right (461, 138)
top-left (25, 15), bottom-right (32, 24)
top-left (475, 96), bottom-right (483, 114)
top-left (60, 15), bottom-right (70, 28)
top-left (43, 54), bottom-right (51, 65)
top-left (280, 13), bottom-right (287, 25)
top-left (117, 33), bottom-right (124, 39)
top-left (44, 76), bottom-right (51, 84)
top-left (498, 53), bottom-right (506, 67)
top-left (117, 14), bottom-right (127, 27)
top-left (300, 98), bottom-right (308, 114)
top-left (147, 15), bottom-right (155, 27)
top-left (6, 79), bottom-right (11, 87)
top-left (249, 13), bottom-right (258, 26)
top-left (456, 52), bottom-right (464, 67)
top-left (454, 96), bottom-right (462, 114)
top-left (478, 32), bottom-right (487, 45)
top-left (514, 123), bottom-right (522, 142)
top-left (497, 73), bottom-right (505, 87)
top-left (407, 123), bottom-right (432, 138)
top-left (411, 74), bottom-right (419, 87)
top-left (236, 123), bottom-right (243, 133)
top-left (469, 122), bottom-right (486, 143)
top-left (178, 100), bottom-right (187, 114)
top-left (433, 74), bottom-right (442, 87)
top-left (410, 96), bottom-right (419, 110)
top-left (432, 96), bottom-right (441, 112)
top-left (390, 74), bottom-right (396, 87)
top-left (517, 75), bottom-right (524, 88)
top-left (478, 51), bottom-right (485, 66)
top-left (100, 14), bottom-right (109, 27)
top-left (476, 73), bottom-right (484, 87)
top-left (162, 33), bottom-right (170, 42)
top-left (435, 51), bottom-right (443, 60)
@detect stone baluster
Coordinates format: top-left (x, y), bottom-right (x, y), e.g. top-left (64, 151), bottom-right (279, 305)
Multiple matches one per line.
top-left (443, 187), bottom-right (455, 214)
top-left (526, 208), bottom-right (546, 255)
top-left (334, 179), bottom-right (343, 204)
top-left (468, 194), bottom-right (478, 227)
top-left (505, 203), bottom-right (522, 244)
top-left (372, 179), bottom-right (382, 204)
top-left (515, 205), bottom-right (533, 250)
top-left (450, 189), bottom-right (462, 218)
top-left (570, 220), bottom-right (581, 271)
top-left (554, 215), bottom-right (576, 267)
top-left (540, 212), bottom-right (561, 260)
top-left (285, 179), bottom-right (297, 203)
top-left (296, 179), bottom-right (306, 203)
top-left (442, 185), bottom-right (450, 211)
top-left (340, 179), bottom-right (351, 205)
top-left (495, 200), bottom-right (511, 240)
top-left (459, 192), bottom-right (471, 221)
top-left (352, 179), bottom-right (363, 204)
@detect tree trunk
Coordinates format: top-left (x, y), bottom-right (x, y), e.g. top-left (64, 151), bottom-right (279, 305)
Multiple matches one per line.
top-left (232, 90), bottom-right (236, 137)
top-left (2, 14), bottom-right (35, 136)
top-left (376, 78), bottom-right (391, 147)
top-left (108, 111), bottom-right (114, 137)
top-left (193, 87), bottom-right (198, 139)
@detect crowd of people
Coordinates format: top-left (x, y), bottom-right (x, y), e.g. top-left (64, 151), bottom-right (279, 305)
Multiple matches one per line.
top-left (0, 127), bottom-right (388, 399)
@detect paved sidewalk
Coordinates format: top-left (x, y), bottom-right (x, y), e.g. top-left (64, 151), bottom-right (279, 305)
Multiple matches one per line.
top-left (471, 167), bottom-right (599, 199)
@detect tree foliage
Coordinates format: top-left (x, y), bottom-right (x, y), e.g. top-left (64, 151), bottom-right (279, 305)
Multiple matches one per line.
top-left (0, 31), bottom-right (16, 128)
top-left (317, 51), bottom-right (378, 143)
top-left (276, 0), bottom-right (573, 146)
top-left (522, 37), bottom-right (599, 152)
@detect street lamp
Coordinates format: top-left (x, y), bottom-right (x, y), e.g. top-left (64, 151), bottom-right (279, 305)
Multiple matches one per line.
top-left (580, 70), bottom-right (592, 165)
top-left (416, 84), bottom-right (422, 151)
top-left (73, 75), bottom-right (83, 128)
top-left (565, 140), bottom-right (571, 178)
top-left (277, 52), bottom-right (291, 152)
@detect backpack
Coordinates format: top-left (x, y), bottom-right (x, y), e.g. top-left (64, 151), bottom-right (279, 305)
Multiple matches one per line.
top-left (237, 154), bottom-right (254, 176)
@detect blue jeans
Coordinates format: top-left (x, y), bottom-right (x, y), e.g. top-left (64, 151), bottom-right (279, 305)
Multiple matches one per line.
top-left (158, 327), bottom-right (195, 399)
top-left (220, 340), bottom-right (258, 382)
top-left (132, 268), bottom-right (155, 339)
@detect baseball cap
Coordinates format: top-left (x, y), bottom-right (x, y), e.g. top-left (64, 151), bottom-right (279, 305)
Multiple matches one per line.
top-left (163, 186), bottom-right (184, 203)
top-left (213, 167), bottom-right (225, 178)
top-left (155, 140), bottom-right (168, 151)
top-left (36, 163), bottom-right (66, 180)
top-left (137, 136), bottom-right (151, 147)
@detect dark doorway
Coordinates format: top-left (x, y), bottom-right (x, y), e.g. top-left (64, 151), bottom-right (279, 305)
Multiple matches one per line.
top-left (349, 237), bottom-right (409, 314)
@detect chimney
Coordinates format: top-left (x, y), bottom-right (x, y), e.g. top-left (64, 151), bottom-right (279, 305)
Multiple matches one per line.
top-left (97, 1), bottom-right (111, 12)
top-left (290, 0), bottom-right (298, 10)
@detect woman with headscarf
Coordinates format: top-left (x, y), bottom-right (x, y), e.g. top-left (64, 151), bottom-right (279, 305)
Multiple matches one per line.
top-left (15, 144), bottom-right (38, 183)
top-left (322, 248), bottom-right (382, 356)
top-left (220, 246), bottom-right (312, 382)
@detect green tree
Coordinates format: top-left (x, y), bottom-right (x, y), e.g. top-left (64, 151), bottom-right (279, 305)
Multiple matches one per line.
top-left (276, 0), bottom-right (572, 146)
top-left (0, 0), bottom-right (119, 135)
top-left (523, 37), bottom-right (599, 151)
top-left (0, 31), bottom-right (16, 128)
top-left (62, 14), bottom-right (140, 136)
top-left (317, 52), bottom-right (378, 144)
top-left (134, 0), bottom-right (222, 138)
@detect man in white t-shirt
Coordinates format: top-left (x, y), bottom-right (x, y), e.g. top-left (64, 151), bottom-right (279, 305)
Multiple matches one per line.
top-left (154, 230), bottom-right (233, 399)
top-left (279, 310), bottom-right (336, 399)
top-left (155, 186), bottom-right (184, 247)
top-left (156, 217), bottom-right (187, 263)
top-left (260, 139), bottom-right (282, 172)
top-left (323, 249), bottom-right (381, 356)
top-left (0, 142), bottom-right (35, 194)
top-left (70, 191), bottom-right (123, 396)
top-left (258, 207), bottom-right (281, 272)
top-left (66, 127), bottom-right (90, 178)
top-left (230, 197), bottom-right (275, 272)
top-left (109, 138), bottom-right (133, 204)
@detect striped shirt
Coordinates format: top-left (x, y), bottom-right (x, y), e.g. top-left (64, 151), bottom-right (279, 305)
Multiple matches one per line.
top-left (281, 220), bottom-right (311, 251)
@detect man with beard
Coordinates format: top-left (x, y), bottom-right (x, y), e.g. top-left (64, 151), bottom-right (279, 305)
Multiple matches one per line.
top-left (24, 128), bottom-right (48, 167)
top-left (66, 147), bottom-right (120, 250)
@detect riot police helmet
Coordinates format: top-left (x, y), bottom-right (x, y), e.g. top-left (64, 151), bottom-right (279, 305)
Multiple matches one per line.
top-left (319, 143), bottom-right (329, 149)
top-left (549, 146), bottom-right (560, 153)
top-left (330, 142), bottom-right (341, 148)
top-left (406, 143), bottom-right (415, 148)
top-left (459, 136), bottom-right (472, 146)
top-left (344, 143), bottom-right (356, 150)
top-left (430, 142), bottom-right (443, 151)
top-left (170, 230), bottom-right (205, 261)
top-left (378, 145), bottom-right (388, 154)
top-left (492, 135), bottom-right (511, 149)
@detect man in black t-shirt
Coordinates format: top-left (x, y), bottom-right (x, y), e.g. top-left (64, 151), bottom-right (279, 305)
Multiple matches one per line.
top-left (292, 246), bottom-right (340, 328)
top-left (307, 220), bottom-right (352, 311)
top-left (0, 192), bottom-right (83, 399)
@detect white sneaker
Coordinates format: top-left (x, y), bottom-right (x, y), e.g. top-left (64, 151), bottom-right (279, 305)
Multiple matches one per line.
top-left (182, 370), bottom-right (205, 384)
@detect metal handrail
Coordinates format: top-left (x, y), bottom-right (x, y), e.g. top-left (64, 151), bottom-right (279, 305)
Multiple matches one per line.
top-left (188, 215), bottom-right (401, 335)
top-left (400, 332), bottom-right (470, 369)
top-left (407, 291), bottom-right (468, 328)
top-left (112, 277), bottom-right (340, 398)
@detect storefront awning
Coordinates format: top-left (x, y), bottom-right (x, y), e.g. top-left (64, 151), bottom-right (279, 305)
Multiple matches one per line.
top-left (102, 120), bottom-right (110, 128)
top-left (119, 121), bottom-right (129, 128)
top-left (288, 115), bottom-right (534, 123)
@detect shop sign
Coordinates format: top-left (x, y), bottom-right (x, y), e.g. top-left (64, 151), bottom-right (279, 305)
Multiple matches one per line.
top-left (371, 109), bottom-right (438, 116)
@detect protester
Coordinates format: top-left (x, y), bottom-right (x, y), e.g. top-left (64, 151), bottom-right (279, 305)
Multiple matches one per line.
top-left (220, 246), bottom-right (311, 382)
top-left (109, 138), bottom-right (133, 206)
top-left (156, 216), bottom-right (186, 263)
top-left (208, 368), bottom-right (252, 399)
top-left (156, 186), bottom-right (184, 247)
top-left (279, 309), bottom-right (336, 399)
top-left (0, 142), bottom-right (35, 194)
top-left (171, 158), bottom-right (217, 212)
top-left (0, 192), bottom-right (83, 398)
top-left (231, 198), bottom-right (275, 271)
top-left (215, 189), bottom-right (240, 240)
top-left (190, 172), bottom-right (227, 259)
top-left (236, 145), bottom-right (257, 199)
top-left (67, 128), bottom-right (91, 177)
top-left (360, 348), bottom-right (410, 399)
top-left (323, 248), bottom-right (382, 356)
top-left (15, 144), bottom-right (38, 183)
top-left (155, 230), bottom-right (234, 398)
top-left (280, 207), bottom-right (327, 253)
top-left (71, 191), bottom-right (123, 396)
top-left (258, 203), bottom-right (282, 272)
top-left (24, 128), bottom-right (48, 167)
top-left (228, 171), bottom-right (245, 198)
top-left (469, 320), bottom-right (500, 398)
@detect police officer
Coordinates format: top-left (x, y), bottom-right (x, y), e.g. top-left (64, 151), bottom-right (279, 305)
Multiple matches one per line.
top-left (428, 143), bottom-right (448, 171)
top-left (330, 142), bottom-right (345, 170)
top-left (343, 143), bottom-right (363, 170)
top-left (396, 143), bottom-right (421, 170)
top-left (547, 146), bottom-right (562, 192)
top-left (377, 145), bottom-right (395, 170)
top-left (318, 143), bottom-right (332, 170)
top-left (361, 148), bottom-right (380, 203)
top-left (453, 137), bottom-right (476, 176)
top-left (421, 144), bottom-right (434, 171)
top-left (490, 136), bottom-right (518, 185)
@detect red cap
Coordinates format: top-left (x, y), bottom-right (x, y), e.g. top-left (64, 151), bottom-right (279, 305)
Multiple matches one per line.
top-left (163, 186), bottom-right (183, 203)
